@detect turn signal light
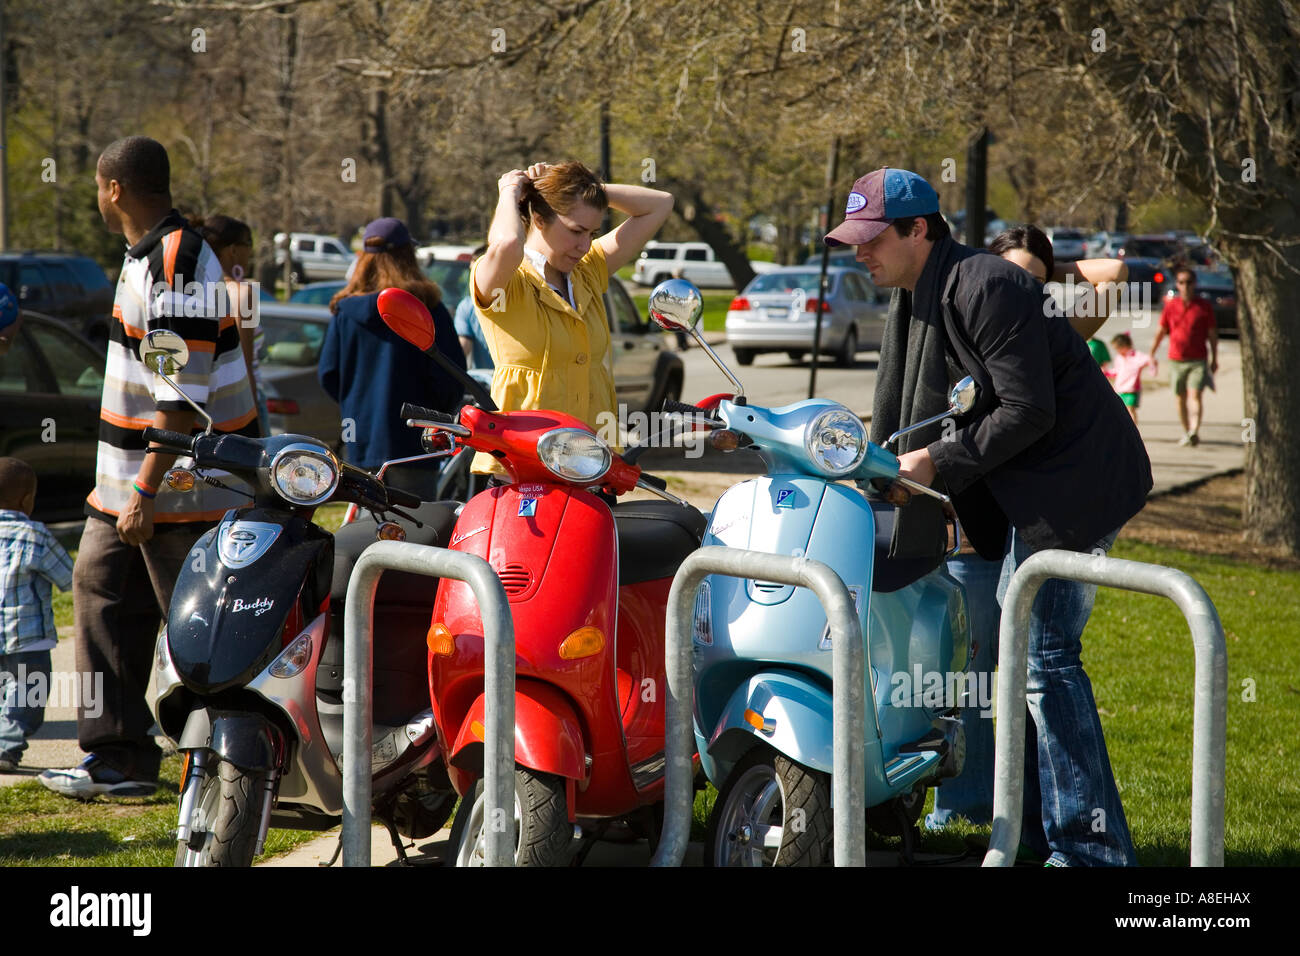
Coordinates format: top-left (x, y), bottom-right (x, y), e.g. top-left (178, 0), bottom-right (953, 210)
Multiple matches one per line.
top-left (743, 708), bottom-right (764, 731)
top-left (427, 623), bottom-right (456, 657)
top-left (710, 429), bottom-right (742, 452)
top-left (165, 468), bottom-right (196, 492)
top-left (376, 522), bottom-right (407, 541)
top-left (559, 626), bottom-right (605, 660)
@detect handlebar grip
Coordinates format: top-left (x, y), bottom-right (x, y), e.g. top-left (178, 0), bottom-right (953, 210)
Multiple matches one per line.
top-left (142, 427), bottom-right (196, 451)
top-left (639, 474), bottom-right (668, 492)
top-left (384, 484), bottom-right (422, 509)
top-left (400, 402), bottom-right (456, 424)
top-left (661, 399), bottom-right (711, 418)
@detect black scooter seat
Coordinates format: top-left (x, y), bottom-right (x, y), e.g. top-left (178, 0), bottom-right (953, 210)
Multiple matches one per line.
top-left (869, 499), bottom-right (943, 593)
top-left (330, 500), bottom-right (460, 608)
top-left (612, 500), bottom-right (707, 586)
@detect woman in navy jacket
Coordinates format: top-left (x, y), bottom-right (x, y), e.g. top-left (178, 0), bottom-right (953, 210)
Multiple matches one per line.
top-left (318, 217), bottom-right (466, 488)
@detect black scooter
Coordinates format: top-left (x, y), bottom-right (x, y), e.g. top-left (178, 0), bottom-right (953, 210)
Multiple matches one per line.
top-left (138, 329), bottom-right (459, 866)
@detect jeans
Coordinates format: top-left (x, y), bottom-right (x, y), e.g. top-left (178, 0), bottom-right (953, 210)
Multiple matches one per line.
top-left (925, 553), bottom-right (1004, 829)
top-left (997, 525), bottom-right (1137, 866)
top-left (0, 649), bottom-right (52, 760)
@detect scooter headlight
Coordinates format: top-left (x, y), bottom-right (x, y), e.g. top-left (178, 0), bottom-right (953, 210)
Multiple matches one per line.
top-left (804, 406), bottom-right (867, 477)
top-left (537, 428), bottom-right (611, 483)
top-left (271, 443), bottom-right (339, 506)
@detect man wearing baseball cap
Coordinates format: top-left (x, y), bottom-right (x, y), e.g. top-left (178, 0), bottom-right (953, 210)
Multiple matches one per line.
top-left (828, 167), bottom-right (1151, 866)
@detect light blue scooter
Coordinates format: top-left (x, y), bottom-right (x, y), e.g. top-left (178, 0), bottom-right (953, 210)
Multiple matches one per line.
top-left (649, 279), bottom-right (976, 866)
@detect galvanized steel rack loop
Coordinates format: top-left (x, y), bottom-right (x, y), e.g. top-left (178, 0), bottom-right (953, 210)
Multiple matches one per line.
top-left (984, 549), bottom-right (1227, 868)
top-left (650, 546), bottom-right (868, 867)
top-left (342, 540), bottom-right (516, 866)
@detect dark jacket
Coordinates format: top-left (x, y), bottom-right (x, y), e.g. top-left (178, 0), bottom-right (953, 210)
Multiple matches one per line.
top-left (318, 291), bottom-right (466, 469)
top-left (908, 239), bottom-right (1152, 556)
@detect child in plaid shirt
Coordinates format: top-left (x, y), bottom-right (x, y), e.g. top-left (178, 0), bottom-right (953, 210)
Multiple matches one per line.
top-left (0, 458), bottom-right (74, 771)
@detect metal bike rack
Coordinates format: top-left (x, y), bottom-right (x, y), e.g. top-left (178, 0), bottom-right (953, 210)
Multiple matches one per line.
top-left (650, 546), bottom-right (867, 867)
top-left (984, 549), bottom-right (1227, 867)
top-left (342, 540), bottom-right (516, 867)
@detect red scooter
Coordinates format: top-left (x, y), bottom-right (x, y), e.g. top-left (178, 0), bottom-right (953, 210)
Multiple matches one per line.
top-left (379, 289), bottom-right (706, 866)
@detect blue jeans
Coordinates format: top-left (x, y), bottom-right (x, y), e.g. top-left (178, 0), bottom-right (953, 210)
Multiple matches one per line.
top-left (926, 553), bottom-right (1003, 829)
top-left (998, 526), bottom-right (1136, 866)
top-left (0, 649), bottom-right (52, 760)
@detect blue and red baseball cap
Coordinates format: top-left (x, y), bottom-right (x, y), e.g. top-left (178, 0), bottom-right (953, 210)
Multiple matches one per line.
top-left (824, 167), bottom-right (940, 247)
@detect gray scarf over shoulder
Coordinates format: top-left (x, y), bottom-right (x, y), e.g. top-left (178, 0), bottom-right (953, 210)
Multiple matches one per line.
top-left (868, 236), bottom-right (974, 559)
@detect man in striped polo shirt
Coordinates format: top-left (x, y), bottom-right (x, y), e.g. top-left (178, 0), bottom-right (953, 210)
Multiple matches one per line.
top-left (41, 136), bottom-right (257, 799)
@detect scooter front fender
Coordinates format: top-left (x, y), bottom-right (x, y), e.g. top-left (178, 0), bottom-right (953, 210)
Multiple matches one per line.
top-left (178, 708), bottom-right (285, 773)
top-left (702, 671), bottom-right (883, 789)
top-left (450, 679), bottom-right (586, 782)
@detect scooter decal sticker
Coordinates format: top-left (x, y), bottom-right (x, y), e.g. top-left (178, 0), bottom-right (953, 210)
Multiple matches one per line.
top-left (518, 498), bottom-right (538, 517)
top-left (775, 488), bottom-right (796, 509)
top-left (231, 596), bottom-right (275, 617)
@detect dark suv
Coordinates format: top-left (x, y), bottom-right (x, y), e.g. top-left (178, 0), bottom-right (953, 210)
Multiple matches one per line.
top-left (0, 253), bottom-right (115, 348)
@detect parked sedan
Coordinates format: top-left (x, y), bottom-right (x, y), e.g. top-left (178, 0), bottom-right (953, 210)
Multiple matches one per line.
top-left (0, 312), bottom-right (103, 522)
top-left (255, 302), bottom-right (342, 447)
top-left (1164, 267), bottom-right (1237, 337)
top-left (724, 267), bottom-right (887, 366)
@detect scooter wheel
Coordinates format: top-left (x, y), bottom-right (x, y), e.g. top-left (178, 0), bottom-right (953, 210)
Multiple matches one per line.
top-left (174, 758), bottom-right (266, 868)
top-left (704, 747), bottom-right (831, 867)
top-left (447, 767), bottom-right (572, 866)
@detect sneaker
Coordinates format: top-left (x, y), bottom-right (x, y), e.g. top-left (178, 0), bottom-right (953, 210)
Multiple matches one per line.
top-left (0, 753), bottom-right (18, 773)
top-left (38, 754), bottom-right (157, 799)
top-left (1189, 433), bottom-right (1200, 446)
top-left (1178, 434), bottom-right (1195, 447)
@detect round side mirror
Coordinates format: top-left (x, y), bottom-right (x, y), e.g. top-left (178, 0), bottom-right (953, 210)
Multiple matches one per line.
top-left (377, 287), bottom-right (435, 352)
top-left (648, 278), bottom-right (703, 333)
top-left (949, 375), bottom-right (978, 415)
top-left (140, 329), bottom-right (190, 376)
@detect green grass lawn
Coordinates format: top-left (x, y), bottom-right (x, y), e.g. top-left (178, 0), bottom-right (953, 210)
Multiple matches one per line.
top-left (36, 522), bottom-right (1300, 865)
top-left (0, 755), bottom-right (320, 866)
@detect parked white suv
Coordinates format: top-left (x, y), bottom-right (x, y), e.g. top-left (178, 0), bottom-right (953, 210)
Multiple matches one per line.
top-left (273, 233), bottom-right (356, 283)
top-left (632, 241), bottom-right (776, 289)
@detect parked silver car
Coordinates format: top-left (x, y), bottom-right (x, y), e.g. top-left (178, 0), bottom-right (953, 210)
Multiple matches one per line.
top-left (724, 266), bottom-right (888, 366)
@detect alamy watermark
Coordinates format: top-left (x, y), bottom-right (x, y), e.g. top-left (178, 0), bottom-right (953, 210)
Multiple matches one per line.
top-left (889, 665), bottom-right (995, 718)
top-left (593, 404), bottom-right (708, 459)
top-left (1043, 274), bottom-right (1156, 321)
top-left (0, 666), bottom-right (103, 719)
top-left (149, 275), bottom-right (261, 326)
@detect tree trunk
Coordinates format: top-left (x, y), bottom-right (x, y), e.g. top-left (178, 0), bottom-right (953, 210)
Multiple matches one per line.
top-left (1229, 245), bottom-right (1300, 553)
top-left (663, 177), bottom-right (755, 290)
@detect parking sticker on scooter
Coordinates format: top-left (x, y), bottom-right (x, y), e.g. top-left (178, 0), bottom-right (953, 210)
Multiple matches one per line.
top-left (775, 489), bottom-right (796, 508)
top-left (518, 498), bottom-right (538, 517)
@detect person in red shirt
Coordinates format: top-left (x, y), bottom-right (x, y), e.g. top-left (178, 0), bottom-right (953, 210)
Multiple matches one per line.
top-left (1150, 265), bottom-right (1218, 446)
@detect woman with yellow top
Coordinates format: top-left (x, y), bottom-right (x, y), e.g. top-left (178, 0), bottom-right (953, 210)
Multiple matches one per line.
top-left (469, 161), bottom-right (673, 477)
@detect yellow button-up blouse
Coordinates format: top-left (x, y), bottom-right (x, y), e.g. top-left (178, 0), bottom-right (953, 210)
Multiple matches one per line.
top-left (469, 243), bottom-right (618, 475)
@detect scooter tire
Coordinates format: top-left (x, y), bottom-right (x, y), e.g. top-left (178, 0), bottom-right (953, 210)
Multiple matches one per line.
top-left (704, 747), bottom-right (831, 867)
top-left (175, 758), bottom-right (266, 868)
top-left (447, 767), bottom-right (572, 866)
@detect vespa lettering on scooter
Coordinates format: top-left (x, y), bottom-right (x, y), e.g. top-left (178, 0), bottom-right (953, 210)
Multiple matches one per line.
top-left (648, 278), bottom-right (976, 867)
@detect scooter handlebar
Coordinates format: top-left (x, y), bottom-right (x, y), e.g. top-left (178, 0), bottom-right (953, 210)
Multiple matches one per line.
top-left (400, 402), bottom-right (457, 425)
top-left (141, 427), bottom-right (196, 453)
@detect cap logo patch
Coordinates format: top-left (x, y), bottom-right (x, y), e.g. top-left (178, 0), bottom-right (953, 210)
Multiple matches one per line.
top-left (844, 192), bottom-right (867, 215)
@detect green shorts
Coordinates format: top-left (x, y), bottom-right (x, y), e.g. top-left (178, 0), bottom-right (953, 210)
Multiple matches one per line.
top-left (1119, 391), bottom-right (1140, 408)
top-left (1170, 359), bottom-right (1208, 395)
